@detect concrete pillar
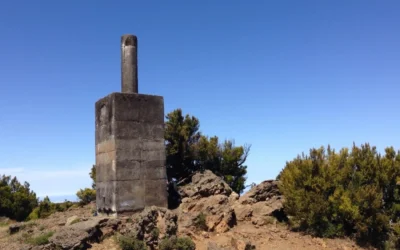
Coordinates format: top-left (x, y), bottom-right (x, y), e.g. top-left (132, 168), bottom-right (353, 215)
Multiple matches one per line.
top-left (95, 34), bottom-right (167, 216)
top-left (121, 34), bottom-right (138, 93)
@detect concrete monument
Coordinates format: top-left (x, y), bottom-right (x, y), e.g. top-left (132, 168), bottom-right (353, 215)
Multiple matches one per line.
top-left (95, 34), bottom-right (168, 215)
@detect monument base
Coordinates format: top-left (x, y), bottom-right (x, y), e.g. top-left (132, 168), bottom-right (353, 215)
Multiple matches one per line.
top-left (95, 92), bottom-right (168, 215)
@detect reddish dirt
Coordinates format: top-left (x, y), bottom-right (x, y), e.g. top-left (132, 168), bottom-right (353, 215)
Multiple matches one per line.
top-left (189, 222), bottom-right (367, 250)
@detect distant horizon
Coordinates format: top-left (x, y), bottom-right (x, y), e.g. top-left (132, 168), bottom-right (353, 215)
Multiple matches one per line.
top-left (37, 194), bottom-right (78, 203)
top-left (1, 142), bottom-right (398, 201)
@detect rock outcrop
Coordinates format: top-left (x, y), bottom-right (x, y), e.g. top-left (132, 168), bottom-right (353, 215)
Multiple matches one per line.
top-left (120, 206), bottom-right (178, 248)
top-left (232, 180), bottom-right (284, 226)
top-left (177, 170), bottom-right (238, 233)
top-left (2, 172), bottom-right (287, 250)
top-left (176, 171), bottom-right (285, 233)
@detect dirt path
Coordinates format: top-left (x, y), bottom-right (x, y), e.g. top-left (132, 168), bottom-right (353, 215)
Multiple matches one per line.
top-left (190, 222), bottom-right (364, 250)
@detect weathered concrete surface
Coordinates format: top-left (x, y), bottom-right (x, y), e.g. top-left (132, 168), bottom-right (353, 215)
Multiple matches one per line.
top-left (95, 92), bottom-right (168, 215)
top-left (121, 34), bottom-right (138, 93)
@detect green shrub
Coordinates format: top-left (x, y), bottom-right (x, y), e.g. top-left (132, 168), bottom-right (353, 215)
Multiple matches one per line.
top-left (54, 200), bottom-right (74, 212)
top-left (26, 231), bottom-right (54, 245)
top-left (0, 175), bottom-right (38, 221)
top-left (76, 188), bottom-right (96, 205)
top-left (117, 234), bottom-right (147, 250)
top-left (165, 109), bottom-right (250, 194)
top-left (151, 228), bottom-right (160, 239)
top-left (194, 212), bottom-right (207, 231)
top-left (27, 197), bottom-right (76, 221)
top-left (279, 143), bottom-right (400, 248)
top-left (27, 207), bottom-right (40, 220)
top-left (159, 236), bottom-right (195, 250)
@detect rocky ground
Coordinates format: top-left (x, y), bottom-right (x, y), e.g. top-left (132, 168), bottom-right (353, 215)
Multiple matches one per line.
top-left (0, 171), bottom-right (372, 250)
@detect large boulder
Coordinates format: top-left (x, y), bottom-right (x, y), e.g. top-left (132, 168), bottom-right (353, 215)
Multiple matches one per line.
top-left (178, 170), bottom-right (237, 233)
top-left (49, 217), bottom-right (120, 249)
top-left (233, 180), bottom-right (284, 224)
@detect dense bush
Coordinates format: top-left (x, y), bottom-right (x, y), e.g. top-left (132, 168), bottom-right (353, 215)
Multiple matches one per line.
top-left (0, 175), bottom-right (38, 221)
top-left (76, 188), bottom-right (96, 205)
top-left (165, 109), bottom-right (250, 194)
top-left (159, 236), bottom-right (196, 250)
top-left (117, 234), bottom-right (147, 250)
top-left (194, 212), bottom-right (207, 231)
top-left (28, 197), bottom-right (74, 220)
top-left (278, 143), bottom-right (400, 248)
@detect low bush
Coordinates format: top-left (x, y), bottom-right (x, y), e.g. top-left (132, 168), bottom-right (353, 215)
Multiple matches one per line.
top-left (26, 231), bottom-right (54, 245)
top-left (159, 236), bottom-right (196, 250)
top-left (0, 175), bottom-right (38, 221)
top-left (194, 212), bottom-right (207, 231)
top-left (76, 188), bottom-right (96, 206)
top-left (117, 234), bottom-right (147, 250)
top-left (27, 197), bottom-right (75, 220)
top-left (278, 143), bottom-right (400, 248)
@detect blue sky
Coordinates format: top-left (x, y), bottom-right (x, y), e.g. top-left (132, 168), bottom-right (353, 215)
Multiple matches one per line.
top-left (0, 1), bottom-right (399, 201)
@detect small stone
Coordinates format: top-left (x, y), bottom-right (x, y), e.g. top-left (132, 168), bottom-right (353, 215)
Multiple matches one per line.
top-left (201, 231), bottom-right (210, 238)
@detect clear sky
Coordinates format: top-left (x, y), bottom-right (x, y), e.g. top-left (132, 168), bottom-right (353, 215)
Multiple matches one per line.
top-left (0, 1), bottom-right (399, 201)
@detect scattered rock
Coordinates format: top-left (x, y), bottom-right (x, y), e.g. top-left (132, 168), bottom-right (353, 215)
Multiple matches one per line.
top-left (8, 222), bottom-right (23, 234)
top-left (312, 238), bottom-right (327, 248)
top-left (207, 241), bottom-right (231, 250)
top-left (202, 231), bottom-right (210, 238)
top-left (231, 238), bottom-right (256, 250)
top-left (251, 216), bottom-right (266, 227)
